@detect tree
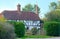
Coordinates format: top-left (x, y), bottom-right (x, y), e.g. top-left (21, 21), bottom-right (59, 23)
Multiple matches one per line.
top-left (45, 10), bottom-right (60, 22)
top-left (43, 1), bottom-right (60, 36)
top-left (22, 4), bottom-right (33, 12)
top-left (49, 2), bottom-right (57, 10)
top-left (44, 1), bottom-right (60, 22)
top-left (49, 1), bottom-right (60, 10)
top-left (22, 4), bottom-right (40, 13)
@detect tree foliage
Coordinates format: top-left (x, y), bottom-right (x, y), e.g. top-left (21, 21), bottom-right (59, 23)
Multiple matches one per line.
top-left (49, 2), bottom-right (57, 10)
top-left (45, 10), bottom-right (60, 22)
top-left (49, 1), bottom-right (60, 10)
top-left (22, 4), bottom-right (40, 13)
top-left (45, 1), bottom-right (60, 22)
top-left (22, 4), bottom-right (33, 12)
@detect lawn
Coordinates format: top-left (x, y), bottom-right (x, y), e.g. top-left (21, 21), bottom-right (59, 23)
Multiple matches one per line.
top-left (23, 35), bottom-right (51, 38)
top-left (16, 35), bottom-right (52, 39)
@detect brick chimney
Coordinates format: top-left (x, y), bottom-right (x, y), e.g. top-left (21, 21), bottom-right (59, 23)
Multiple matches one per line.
top-left (35, 4), bottom-right (38, 15)
top-left (17, 4), bottom-right (21, 12)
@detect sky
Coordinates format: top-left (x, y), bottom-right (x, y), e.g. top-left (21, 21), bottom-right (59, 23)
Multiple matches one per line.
top-left (0, 0), bottom-right (58, 18)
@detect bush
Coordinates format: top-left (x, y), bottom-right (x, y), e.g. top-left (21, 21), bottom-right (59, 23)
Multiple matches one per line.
top-left (8, 21), bottom-right (25, 37)
top-left (0, 22), bottom-right (15, 39)
top-left (15, 22), bottom-right (25, 37)
top-left (44, 22), bottom-right (60, 36)
top-left (31, 27), bottom-right (38, 35)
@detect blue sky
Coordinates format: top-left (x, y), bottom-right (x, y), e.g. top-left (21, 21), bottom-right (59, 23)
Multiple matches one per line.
top-left (0, 0), bottom-right (58, 18)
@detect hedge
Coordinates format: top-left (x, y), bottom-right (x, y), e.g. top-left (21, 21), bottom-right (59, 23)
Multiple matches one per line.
top-left (44, 22), bottom-right (60, 36)
top-left (8, 21), bottom-right (25, 37)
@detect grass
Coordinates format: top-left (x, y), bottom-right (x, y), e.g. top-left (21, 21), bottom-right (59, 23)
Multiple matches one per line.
top-left (16, 35), bottom-right (52, 39)
top-left (23, 35), bottom-right (52, 38)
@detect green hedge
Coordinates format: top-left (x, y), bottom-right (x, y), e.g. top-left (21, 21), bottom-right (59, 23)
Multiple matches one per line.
top-left (44, 22), bottom-right (60, 36)
top-left (8, 21), bottom-right (25, 37)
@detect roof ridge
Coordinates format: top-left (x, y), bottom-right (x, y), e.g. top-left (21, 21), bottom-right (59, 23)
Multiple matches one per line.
top-left (3, 10), bottom-right (17, 12)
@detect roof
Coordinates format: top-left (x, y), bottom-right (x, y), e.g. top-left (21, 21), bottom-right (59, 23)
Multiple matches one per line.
top-left (0, 13), bottom-right (4, 18)
top-left (2, 10), bottom-right (40, 21)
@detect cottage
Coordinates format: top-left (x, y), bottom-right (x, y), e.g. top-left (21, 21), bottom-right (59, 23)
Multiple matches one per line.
top-left (1, 4), bottom-right (42, 29)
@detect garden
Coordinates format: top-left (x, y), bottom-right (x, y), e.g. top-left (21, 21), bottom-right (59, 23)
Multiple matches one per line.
top-left (0, 19), bottom-right (60, 39)
top-left (1, 1), bottom-right (60, 39)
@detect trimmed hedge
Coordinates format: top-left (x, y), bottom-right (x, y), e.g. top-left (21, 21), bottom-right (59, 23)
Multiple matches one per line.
top-left (8, 21), bottom-right (25, 37)
top-left (44, 22), bottom-right (60, 36)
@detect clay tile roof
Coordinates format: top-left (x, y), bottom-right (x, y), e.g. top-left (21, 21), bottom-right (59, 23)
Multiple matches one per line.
top-left (0, 13), bottom-right (4, 18)
top-left (2, 10), bottom-right (40, 21)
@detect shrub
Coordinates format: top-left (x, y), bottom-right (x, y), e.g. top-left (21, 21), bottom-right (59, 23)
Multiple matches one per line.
top-left (0, 22), bottom-right (15, 39)
top-left (44, 22), bottom-right (60, 36)
top-left (15, 22), bottom-right (25, 37)
top-left (8, 21), bottom-right (25, 37)
top-left (31, 27), bottom-right (38, 35)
